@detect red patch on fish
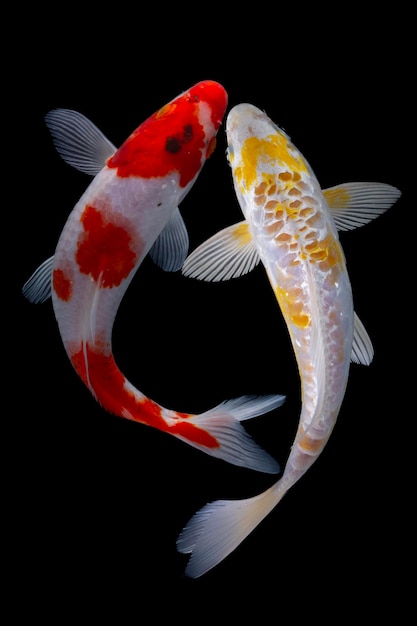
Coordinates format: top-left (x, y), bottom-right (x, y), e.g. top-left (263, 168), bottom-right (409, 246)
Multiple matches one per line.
top-left (186, 80), bottom-right (228, 130)
top-left (107, 80), bottom-right (228, 188)
top-left (76, 205), bottom-right (138, 287)
top-left (70, 341), bottom-right (219, 448)
top-left (70, 343), bottom-right (166, 429)
top-left (53, 267), bottom-right (73, 301)
top-left (169, 422), bottom-right (219, 448)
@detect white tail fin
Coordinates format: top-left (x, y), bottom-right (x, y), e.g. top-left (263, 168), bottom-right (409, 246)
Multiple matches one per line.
top-left (174, 395), bottom-right (285, 474)
top-left (177, 480), bottom-right (285, 578)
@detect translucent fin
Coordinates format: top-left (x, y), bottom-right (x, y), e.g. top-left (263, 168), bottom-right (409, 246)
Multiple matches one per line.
top-left (203, 395), bottom-right (285, 422)
top-left (149, 207), bottom-right (189, 271)
top-left (177, 481), bottom-right (283, 578)
top-left (323, 182), bottom-right (401, 231)
top-left (351, 311), bottom-right (374, 365)
top-left (45, 108), bottom-right (117, 175)
top-left (175, 395), bottom-right (285, 473)
top-left (182, 221), bottom-right (260, 281)
top-left (22, 255), bottom-right (54, 303)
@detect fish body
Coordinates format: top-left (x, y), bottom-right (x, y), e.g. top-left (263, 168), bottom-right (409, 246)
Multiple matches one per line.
top-left (178, 103), bottom-right (401, 577)
top-left (22, 86), bottom-right (286, 474)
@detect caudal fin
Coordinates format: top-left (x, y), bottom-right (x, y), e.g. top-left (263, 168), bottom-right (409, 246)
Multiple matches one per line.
top-left (173, 395), bottom-right (285, 474)
top-left (177, 481), bottom-right (283, 578)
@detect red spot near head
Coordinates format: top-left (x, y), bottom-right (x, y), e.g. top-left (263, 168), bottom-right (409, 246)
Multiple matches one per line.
top-left (53, 267), bottom-right (73, 301)
top-left (107, 80), bottom-right (228, 188)
top-left (186, 80), bottom-right (228, 131)
top-left (76, 205), bottom-right (138, 287)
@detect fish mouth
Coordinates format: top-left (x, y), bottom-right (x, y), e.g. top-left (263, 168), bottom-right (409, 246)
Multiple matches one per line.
top-left (226, 103), bottom-right (273, 143)
top-left (227, 103), bottom-right (259, 130)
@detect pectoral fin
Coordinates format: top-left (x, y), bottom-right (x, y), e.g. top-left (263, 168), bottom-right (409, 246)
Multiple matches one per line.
top-left (22, 255), bottom-right (54, 303)
top-left (182, 221), bottom-right (260, 281)
top-left (149, 207), bottom-right (189, 272)
top-left (351, 312), bottom-right (374, 365)
top-left (45, 108), bottom-right (117, 175)
top-left (323, 182), bottom-right (401, 231)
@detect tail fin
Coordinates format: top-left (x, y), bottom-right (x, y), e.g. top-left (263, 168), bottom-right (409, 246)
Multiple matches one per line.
top-left (177, 481), bottom-right (284, 578)
top-left (172, 395), bottom-right (285, 474)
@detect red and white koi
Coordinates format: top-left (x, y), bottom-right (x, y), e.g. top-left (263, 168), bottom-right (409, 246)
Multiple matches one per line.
top-left (22, 85), bottom-right (286, 473)
top-left (177, 103), bottom-right (401, 577)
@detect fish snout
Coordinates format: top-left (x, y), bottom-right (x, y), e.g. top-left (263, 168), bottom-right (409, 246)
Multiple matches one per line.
top-left (226, 103), bottom-right (273, 145)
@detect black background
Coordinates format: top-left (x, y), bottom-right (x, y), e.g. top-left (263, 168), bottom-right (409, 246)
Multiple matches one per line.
top-left (10, 9), bottom-right (412, 621)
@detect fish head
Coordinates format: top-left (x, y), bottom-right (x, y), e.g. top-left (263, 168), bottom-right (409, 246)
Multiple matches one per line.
top-left (226, 104), bottom-right (348, 294)
top-left (226, 103), bottom-right (317, 217)
top-left (108, 80), bottom-right (228, 190)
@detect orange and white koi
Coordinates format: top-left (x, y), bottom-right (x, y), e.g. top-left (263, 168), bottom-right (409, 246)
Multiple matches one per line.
top-left (22, 86), bottom-right (286, 473)
top-left (177, 103), bottom-right (401, 577)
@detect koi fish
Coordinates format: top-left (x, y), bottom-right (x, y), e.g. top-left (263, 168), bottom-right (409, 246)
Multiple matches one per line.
top-left (177, 103), bottom-right (401, 577)
top-left (22, 85), bottom-right (286, 474)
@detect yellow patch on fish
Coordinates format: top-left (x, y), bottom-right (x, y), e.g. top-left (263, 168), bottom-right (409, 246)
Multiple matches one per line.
top-left (236, 134), bottom-right (309, 192)
top-left (232, 222), bottom-right (252, 245)
top-left (322, 185), bottom-right (351, 207)
top-left (155, 102), bottom-right (176, 119)
top-left (297, 433), bottom-right (325, 454)
top-left (275, 284), bottom-right (310, 328)
top-left (304, 233), bottom-right (345, 270)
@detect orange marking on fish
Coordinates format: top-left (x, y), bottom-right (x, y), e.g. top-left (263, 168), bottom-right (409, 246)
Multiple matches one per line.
top-left (169, 422), bottom-right (219, 448)
top-left (232, 222), bottom-right (252, 245)
top-left (297, 433), bottom-right (326, 453)
top-left (76, 205), bottom-right (139, 287)
top-left (206, 137), bottom-right (217, 159)
top-left (275, 284), bottom-right (310, 328)
top-left (70, 342), bottom-right (219, 447)
top-left (70, 343), bottom-right (167, 429)
top-left (53, 267), bottom-right (73, 301)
